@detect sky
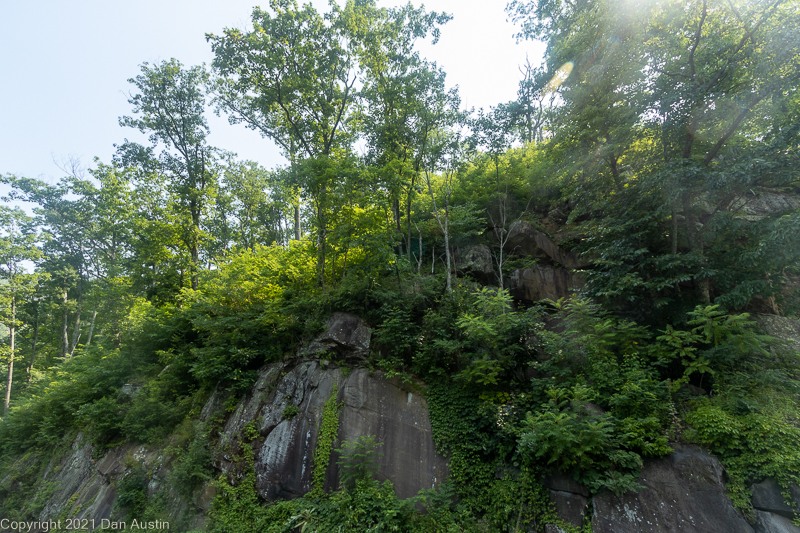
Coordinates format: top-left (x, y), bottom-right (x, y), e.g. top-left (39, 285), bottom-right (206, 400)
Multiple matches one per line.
top-left (0, 0), bottom-right (545, 184)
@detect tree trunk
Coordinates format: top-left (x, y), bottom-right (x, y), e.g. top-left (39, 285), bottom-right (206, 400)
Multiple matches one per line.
top-left (5, 296), bottom-right (15, 416)
top-left (69, 303), bottom-right (82, 355)
top-left (61, 290), bottom-right (69, 359)
top-left (682, 193), bottom-right (710, 303)
top-left (26, 304), bottom-right (38, 384)
top-left (86, 308), bottom-right (97, 347)
top-left (294, 202), bottom-right (302, 241)
top-left (190, 233), bottom-right (199, 291)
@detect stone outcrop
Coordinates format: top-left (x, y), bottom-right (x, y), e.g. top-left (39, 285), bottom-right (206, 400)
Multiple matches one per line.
top-left (12, 308), bottom-right (797, 532)
top-left (592, 445), bottom-right (754, 533)
top-left (729, 191), bottom-right (800, 222)
top-left (508, 265), bottom-right (585, 302)
top-left (693, 190), bottom-right (800, 222)
top-left (304, 312), bottom-right (372, 362)
top-left (6, 433), bottom-right (205, 531)
top-left (220, 361), bottom-right (447, 500)
top-left (505, 221), bottom-right (589, 269)
top-left (750, 478), bottom-right (800, 532)
top-left (753, 511), bottom-right (800, 533)
top-left (456, 244), bottom-right (495, 282)
top-left (754, 315), bottom-right (800, 353)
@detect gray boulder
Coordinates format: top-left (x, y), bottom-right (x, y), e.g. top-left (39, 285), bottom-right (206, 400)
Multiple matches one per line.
top-left (505, 221), bottom-right (589, 269)
top-left (729, 191), bottom-right (800, 222)
top-left (752, 478), bottom-right (800, 519)
top-left (592, 445), bottom-right (754, 533)
top-left (753, 510), bottom-right (800, 533)
top-left (304, 312), bottom-right (372, 362)
top-left (326, 369), bottom-right (448, 498)
top-left (508, 265), bottom-right (585, 302)
top-left (549, 490), bottom-right (589, 528)
top-left (236, 361), bottom-right (448, 501)
top-left (754, 315), bottom-right (800, 354)
top-left (456, 244), bottom-right (495, 282)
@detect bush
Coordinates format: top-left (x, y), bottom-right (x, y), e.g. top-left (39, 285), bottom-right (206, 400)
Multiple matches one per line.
top-left (335, 435), bottom-right (383, 489)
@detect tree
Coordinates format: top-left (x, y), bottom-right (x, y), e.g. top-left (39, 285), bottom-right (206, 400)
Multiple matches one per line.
top-left (210, 0), bottom-right (365, 287)
top-left (117, 59), bottom-right (217, 291)
top-left (508, 0), bottom-right (800, 311)
top-left (347, 1), bottom-right (452, 258)
top-left (0, 207), bottom-right (43, 415)
top-left (424, 128), bottom-right (467, 293)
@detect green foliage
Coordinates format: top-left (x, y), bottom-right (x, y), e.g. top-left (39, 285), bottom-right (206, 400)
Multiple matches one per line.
top-left (519, 385), bottom-right (653, 495)
top-left (686, 402), bottom-right (800, 512)
top-left (171, 421), bottom-right (215, 498)
top-left (335, 435), bottom-right (383, 489)
top-left (456, 287), bottom-right (542, 386)
top-left (207, 436), bottom-right (269, 533)
top-left (658, 305), bottom-right (772, 390)
top-left (115, 460), bottom-right (149, 519)
top-left (281, 405), bottom-right (299, 420)
top-left (312, 384), bottom-right (342, 497)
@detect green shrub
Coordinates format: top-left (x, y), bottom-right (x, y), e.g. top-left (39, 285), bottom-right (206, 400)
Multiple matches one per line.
top-left (335, 435), bottom-right (383, 489)
top-left (171, 422), bottom-right (214, 498)
top-left (686, 402), bottom-right (800, 512)
top-left (281, 405), bottom-right (299, 420)
top-left (115, 461), bottom-right (148, 519)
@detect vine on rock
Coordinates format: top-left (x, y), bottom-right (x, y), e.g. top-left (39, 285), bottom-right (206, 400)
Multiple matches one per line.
top-left (311, 383), bottom-right (342, 497)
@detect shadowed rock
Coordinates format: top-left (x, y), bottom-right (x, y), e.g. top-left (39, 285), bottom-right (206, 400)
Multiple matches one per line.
top-left (508, 265), bottom-right (585, 302)
top-left (505, 220), bottom-right (589, 268)
top-left (754, 315), bottom-right (800, 353)
top-left (456, 244), bottom-right (495, 282)
top-left (753, 510), bottom-right (800, 533)
top-left (592, 445), bottom-right (753, 533)
top-left (305, 312), bottom-right (372, 362)
top-left (752, 478), bottom-right (800, 519)
top-left (247, 361), bottom-right (448, 501)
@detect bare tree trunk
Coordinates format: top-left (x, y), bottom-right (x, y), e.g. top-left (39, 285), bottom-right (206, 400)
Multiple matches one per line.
top-left (316, 191), bottom-right (327, 289)
top-left (5, 296), bottom-right (15, 415)
top-left (26, 304), bottom-right (38, 384)
top-left (61, 290), bottom-right (69, 359)
top-left (413, 222), bottom-right (423, 275)
top-left (69, 303), bottom-right (82, 355)
top-left (341, 246), bottom-right (348, 281)
top-left (86, 308), bottom-right (97, 347)
top-left (682, 193), bottom-right (710, 303)
top-left (425, 169), bottom-right (453, 292)
top-left (405, 181), bottom-right (415, 265)
top-left (443, 215), bottom-right (452, 292)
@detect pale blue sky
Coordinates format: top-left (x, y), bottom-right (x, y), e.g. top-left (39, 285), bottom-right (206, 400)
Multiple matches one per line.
top-left (0, 0), bottom-right (544, 182)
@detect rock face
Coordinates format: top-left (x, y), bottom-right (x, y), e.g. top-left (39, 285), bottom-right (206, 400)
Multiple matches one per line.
top-left (7, 433), bottom-right (204, 531)
top-left (217, 361), bottom-right (447, 501)
top-left (304, 312), bottom-right (372, 362)
top-left (508, 265), bottom-right (585, 302)
top-left (753, 510), bottom-right (800, 533)
top-left (750, 479), bottom-right (800, 532)
top-left (505, 221), bottom-right (589, 269)
top-left (754, 315), bottom-right (800, 353)
top-left (729, 191), bottom-right (800, 222)
top-left (456, 244), bottom-right (495, 282)
top-left (592, 445), bottom-right (754, 533)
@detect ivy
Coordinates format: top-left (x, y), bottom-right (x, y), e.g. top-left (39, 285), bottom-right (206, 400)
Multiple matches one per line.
top-left (311, 383), bottom-right (342, 497)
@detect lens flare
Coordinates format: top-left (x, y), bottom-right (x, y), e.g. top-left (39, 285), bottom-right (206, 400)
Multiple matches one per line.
top-left (544, 62), bottom-right (574, 94)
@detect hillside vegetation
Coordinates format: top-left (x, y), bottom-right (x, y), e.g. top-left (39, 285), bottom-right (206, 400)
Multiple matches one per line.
top-left (1, 0), bottom-right (800, 531)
